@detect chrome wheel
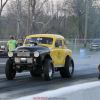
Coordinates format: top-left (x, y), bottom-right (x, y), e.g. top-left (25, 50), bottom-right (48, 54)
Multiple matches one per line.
top-left (49, 65), bottom-right (52, 77)
top-left (69, 63), bottom-right (73, 74)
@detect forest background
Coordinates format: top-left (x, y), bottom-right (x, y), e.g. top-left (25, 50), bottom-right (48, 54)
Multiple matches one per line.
top-left (0, 0), bottom-right (100, 40)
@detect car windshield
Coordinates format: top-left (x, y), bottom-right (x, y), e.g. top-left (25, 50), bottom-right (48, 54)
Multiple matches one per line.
top-left (25, 37), bottom-right (53, 45)
top-left (92, 40), bottom-right (100, 43)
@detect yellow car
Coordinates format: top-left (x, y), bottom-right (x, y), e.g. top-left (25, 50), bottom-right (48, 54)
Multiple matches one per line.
top-left (5, 34), bottom-right (74, 81)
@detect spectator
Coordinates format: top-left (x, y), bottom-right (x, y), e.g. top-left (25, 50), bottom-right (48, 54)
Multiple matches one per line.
top-left (97, 64), bottom-right (100, 79)
top-left (6, 36), bottom-right (20, 52)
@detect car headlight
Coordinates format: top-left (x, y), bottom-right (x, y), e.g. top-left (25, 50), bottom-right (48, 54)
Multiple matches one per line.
top-left (8, 51), bottom-right (13, 57)
top-left (34, 51), bottom-right (39, 57)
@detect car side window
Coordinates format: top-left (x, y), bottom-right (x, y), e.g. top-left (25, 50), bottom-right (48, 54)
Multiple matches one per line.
top-left (55, 40), bottom-right (62, 48)
top-left (63, 40), bottom-right (67, 48)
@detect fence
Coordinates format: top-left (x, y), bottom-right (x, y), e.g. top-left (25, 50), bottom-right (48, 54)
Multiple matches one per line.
top-left (0, 38), bottom-right (100, 55)
top-left (66, 38), bottom-right (100, 55)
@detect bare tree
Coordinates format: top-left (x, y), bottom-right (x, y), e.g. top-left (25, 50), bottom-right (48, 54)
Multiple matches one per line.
top-left (39, 1), bottom-right (68, 34)
top-left (30, 0), bottom-right (48, 34)
top-left (44, 16), bottom-right (65, 34)
top-left (29, 0), bottom-right (36, 34)
top-left (0, 0), bottom-right (8, 17)
top-left (5, 0), bottom-right (28, 38)
top-left (0, 0), bottom-right (9, 38)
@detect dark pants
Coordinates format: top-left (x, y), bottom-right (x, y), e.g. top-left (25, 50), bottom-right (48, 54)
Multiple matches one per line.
top-left (98, 69), bottom-right (100, 79)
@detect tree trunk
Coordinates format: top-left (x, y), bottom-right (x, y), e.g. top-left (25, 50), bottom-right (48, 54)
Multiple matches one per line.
top-left (30, 0), bottom-right (36, 35)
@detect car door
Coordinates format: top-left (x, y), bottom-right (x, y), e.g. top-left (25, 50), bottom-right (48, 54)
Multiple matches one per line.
top-left (53, 39), bottom-right (64, 66)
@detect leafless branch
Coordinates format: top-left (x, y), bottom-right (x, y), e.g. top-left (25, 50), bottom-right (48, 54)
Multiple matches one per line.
top-left (39, 2), bottom-right (66, 34)
top-left (38, 0), bottom-right (48, 11)
top-left (44, 16), bottom-right (65, 34)
top-left (2, 0), bottom-right (8, 8)
top-left (0, 0), bottom-right (8, 16)
top-left (35, 0), bottom-right (49, 20)
top-left (39, 11), bottom-right (59, 34)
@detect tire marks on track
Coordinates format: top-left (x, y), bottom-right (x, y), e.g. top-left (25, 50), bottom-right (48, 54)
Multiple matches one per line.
top-left (0, 72), bottom-right (98, 93)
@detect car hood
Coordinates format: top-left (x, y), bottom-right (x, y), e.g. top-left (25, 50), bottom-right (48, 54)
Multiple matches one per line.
top-left (91, 43), bottom-right (100, 45)
top-left (12, 45), bottom-right (49, 53)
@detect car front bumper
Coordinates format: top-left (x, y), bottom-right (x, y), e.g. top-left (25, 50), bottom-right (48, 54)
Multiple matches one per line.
top-left (90, 47), bottom-right (100, 50)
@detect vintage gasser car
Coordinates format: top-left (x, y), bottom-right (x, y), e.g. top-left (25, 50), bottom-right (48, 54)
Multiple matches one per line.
top-left (5, 34), bottom-right (74, 81)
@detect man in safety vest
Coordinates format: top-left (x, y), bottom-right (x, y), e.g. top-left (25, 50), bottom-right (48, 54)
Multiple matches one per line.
top-left (6, 36), bottom-right (20, 52)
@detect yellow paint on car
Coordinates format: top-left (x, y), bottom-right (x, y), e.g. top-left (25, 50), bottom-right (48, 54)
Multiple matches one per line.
top-left (23, 34), bottom-right (72, 66)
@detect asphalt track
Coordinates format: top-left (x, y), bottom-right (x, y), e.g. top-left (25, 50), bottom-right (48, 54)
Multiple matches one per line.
top-left (0, 55), bottom-right (99, 100)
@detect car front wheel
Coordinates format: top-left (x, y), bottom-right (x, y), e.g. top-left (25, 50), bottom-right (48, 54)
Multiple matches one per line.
top-left (43, 59), bottom-right (54, 81)
top-left (5, 59), bottom-right (16, 80)
top-left (60, 56), bottom-right (74, 78)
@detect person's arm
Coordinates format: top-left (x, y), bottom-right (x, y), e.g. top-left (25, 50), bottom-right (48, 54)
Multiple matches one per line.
top-left (6, 45), bottom-right (9, 52)
top-left (16, 38), bottom-right (20, 46)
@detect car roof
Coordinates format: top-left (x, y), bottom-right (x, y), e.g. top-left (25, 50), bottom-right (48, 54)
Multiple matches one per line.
top-left (27, 34), bottom-right (64, 39)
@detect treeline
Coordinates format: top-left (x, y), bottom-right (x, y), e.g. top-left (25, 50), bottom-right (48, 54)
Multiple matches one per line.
top-left (0, 0), bottom-right (100, 39)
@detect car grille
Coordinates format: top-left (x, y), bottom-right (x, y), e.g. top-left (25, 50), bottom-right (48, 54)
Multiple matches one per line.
top-left (13, 50), bottom-right (34, 64)
top-left (15, 57), bottom-right (33, 63)
top-left (17, 50), bottom-right (30, 57)
top-left (91, 44), bottom-right (99, 47)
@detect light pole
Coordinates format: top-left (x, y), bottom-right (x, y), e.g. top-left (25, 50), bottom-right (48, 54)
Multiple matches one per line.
top-left (16, 0), bottom-right (20, 38)
top-left (84, 0), bottom-right (89, 48)
top-left (27, 0), bottom-right (30, 36)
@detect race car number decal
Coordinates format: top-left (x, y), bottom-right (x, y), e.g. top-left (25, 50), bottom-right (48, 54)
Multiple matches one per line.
top-left (57, 52), bottom-right (61, 59)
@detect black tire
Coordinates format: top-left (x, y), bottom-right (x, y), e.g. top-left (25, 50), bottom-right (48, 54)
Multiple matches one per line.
top-left (5, 59), bottom-right (16, 80)
top-left (43, 59), bottom-right (54, 81)
top-left (60, 56), bottom-right (74, 78)
top-left (30, 70), bottom-right (42, 77)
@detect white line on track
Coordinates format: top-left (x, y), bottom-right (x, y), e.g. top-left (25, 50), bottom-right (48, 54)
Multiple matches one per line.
top-left (13, 81), bottom-right (100, 100)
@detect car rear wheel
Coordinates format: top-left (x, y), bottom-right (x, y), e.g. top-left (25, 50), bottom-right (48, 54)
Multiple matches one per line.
top-left (60, 56), bottom-right (74, 78)
top-left (30, 70), bottom-right (42, 77)
top-left (43, 59), bottom-right (54, 81)
top-left (5, 59), bottom-right (16, 80)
